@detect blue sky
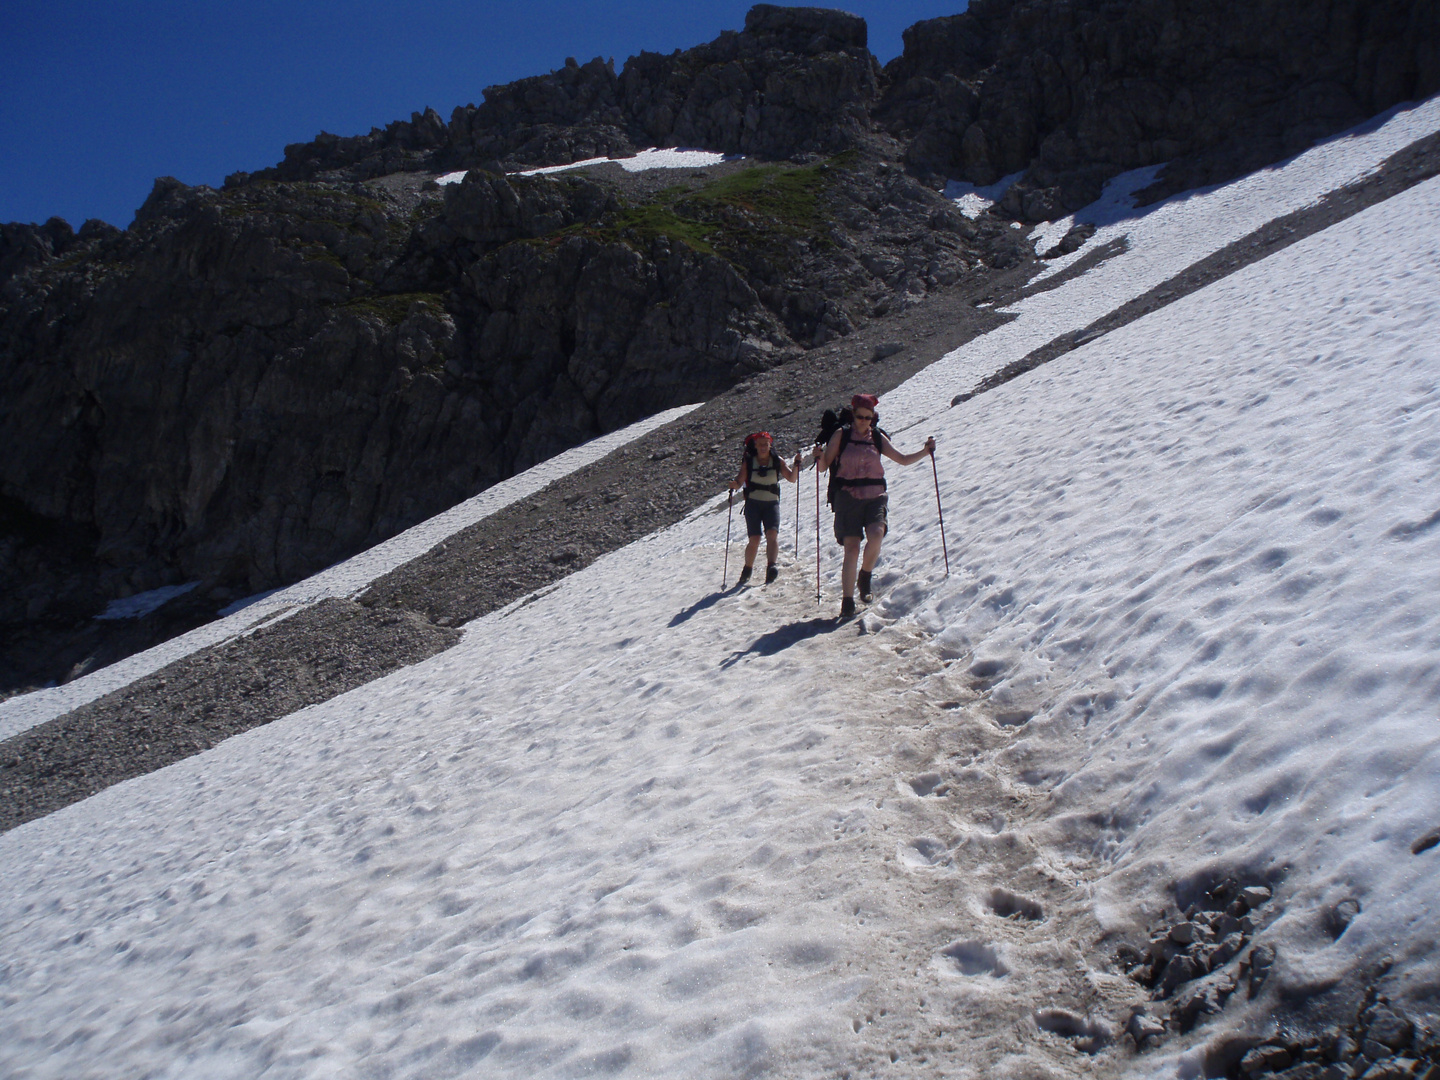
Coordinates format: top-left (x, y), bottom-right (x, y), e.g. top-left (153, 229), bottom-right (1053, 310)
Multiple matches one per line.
top-left (1, 2), bottom-right (966, 230)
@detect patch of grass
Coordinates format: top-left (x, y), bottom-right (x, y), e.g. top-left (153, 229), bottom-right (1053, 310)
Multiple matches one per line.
top-left (341, 292), bottom-right (446, 326)
top-left (603, 201), bottom-right (721, 254)
top-left (684, 157), bottom-right (848, 235)
top-left (534, 154), bottom-right (855, 264)
top-left (44, 253), bottom-right (128, 279)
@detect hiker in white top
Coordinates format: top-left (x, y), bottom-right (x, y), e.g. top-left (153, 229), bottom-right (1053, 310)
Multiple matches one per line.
top-left (814, 394), bottom-right (935, 618)
top-left (729, 431), bottom-right (801, 585)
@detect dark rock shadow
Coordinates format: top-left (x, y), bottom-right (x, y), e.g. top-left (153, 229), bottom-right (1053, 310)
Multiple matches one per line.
top-left (719, 617), bottom-right (838, 668)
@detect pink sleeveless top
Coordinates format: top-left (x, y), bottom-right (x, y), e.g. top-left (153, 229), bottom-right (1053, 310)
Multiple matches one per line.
top-left (837, 430), bottom-right (886, 500)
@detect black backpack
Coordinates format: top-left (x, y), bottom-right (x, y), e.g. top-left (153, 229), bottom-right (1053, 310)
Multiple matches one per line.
top-left (813, 406), bottom-right (886, 507)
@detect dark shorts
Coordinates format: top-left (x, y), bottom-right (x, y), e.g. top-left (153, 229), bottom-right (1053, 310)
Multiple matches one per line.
top-left (744, 499), bottom-right (780, 537)
top-left (833, 491), bottom-right (887, 544)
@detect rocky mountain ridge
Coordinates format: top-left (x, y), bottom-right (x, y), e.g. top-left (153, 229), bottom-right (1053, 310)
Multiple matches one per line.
top-left (2, 1), bottom-right (1438, 695)
top-left (247, 1), bottom-right (1440, 216)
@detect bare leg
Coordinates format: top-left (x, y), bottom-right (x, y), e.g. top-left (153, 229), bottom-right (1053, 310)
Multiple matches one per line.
top-left (841, 536), bottom-right (862, 596)
top-left (860, 523), bottom-right (884, 572)
top-left (744, 535), bottom-right (761, 568)
top-left (764, 529), bottom-right (779, 566)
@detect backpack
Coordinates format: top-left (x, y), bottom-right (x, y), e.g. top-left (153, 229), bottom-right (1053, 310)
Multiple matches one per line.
top-left (813, 406), bottom-right (886, 507)
top-left (740, 436), bottom-right (782, 500)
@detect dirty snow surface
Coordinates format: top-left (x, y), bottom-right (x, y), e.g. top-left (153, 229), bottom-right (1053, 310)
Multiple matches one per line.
top-left (3, 103), bottom-right (1440, 1079)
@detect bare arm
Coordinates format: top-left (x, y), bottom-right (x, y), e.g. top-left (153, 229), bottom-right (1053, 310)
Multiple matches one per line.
top-left (879, 432), bottom-right (936, 466)
top-left (729, 459), bottom-right (749, 491)
top-left (814, 430), bottom-right (845, 473)
top-left (778, 455), bottom-right (799, 483)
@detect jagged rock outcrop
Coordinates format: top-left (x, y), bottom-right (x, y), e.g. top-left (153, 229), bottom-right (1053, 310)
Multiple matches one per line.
top-left (262, 107), bottom-right (452, 183)
top-left (257, 0), bottom-right (1440, 223)
top-left (882, 0), bottom-right (1440, 217)
top-left (0, 172), bottom-right (778, 592)
top-left (252, 5), bottom-right (881, 184)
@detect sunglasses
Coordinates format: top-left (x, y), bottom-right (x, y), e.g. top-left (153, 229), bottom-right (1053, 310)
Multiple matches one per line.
top-left (853, 412), bottom-right (875, 421)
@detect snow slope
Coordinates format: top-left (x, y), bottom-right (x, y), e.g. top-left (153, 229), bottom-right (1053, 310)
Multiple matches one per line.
top-left (886, 96), bottom-right (1440, 429)
top-left (883, 172), bottom-right (1440, 1075)
top-left (3, 106), bottom-right (1440, 1079)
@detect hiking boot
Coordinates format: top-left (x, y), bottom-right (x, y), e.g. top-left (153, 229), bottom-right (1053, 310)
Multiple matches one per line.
top-left (765, 563), bottom-right (778, 585)
top-left (857, 570), bottom-right (873, 603)
top-left (839, 595), bottom-right (856, 619)
top-left (738, 564), bottom-right (753, 585)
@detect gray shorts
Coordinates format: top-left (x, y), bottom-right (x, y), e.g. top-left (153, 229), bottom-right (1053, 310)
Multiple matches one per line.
top-left (833, 491), bottom-right (887, 544)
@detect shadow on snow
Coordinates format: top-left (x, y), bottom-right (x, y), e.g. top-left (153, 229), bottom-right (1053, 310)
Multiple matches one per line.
top-left (719, 617), bottom-right (840, 668)
top-left (668, 586), bottom-right (744, 627)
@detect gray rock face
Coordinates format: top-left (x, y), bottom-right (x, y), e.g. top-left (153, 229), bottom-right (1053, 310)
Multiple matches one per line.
top-left (251, 1), bottom-right (1440, 216)
top-left (883, 0), bottom-right (1440, 217)
top-left (260, 6), bottom-right (881, 185)
top-left (461, 4), bottom-right (879, 167)
top-left (0, 174), bottom-right (754, 590)
top-left (260, 107), bottom-right (452, 184)
top-left (440, 171), bottom-right (617, 246)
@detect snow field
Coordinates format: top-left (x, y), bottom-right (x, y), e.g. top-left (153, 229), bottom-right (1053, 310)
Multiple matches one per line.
top-left (868, 172), bottom-right (1440, 1066)
top-left (436, 147), bottom-right (732, 186)
top-left (0, 509), bottom-right (1104, 1079)
top-left (942, 172), bottom-right (1024, 220)
top-left (95, 580), bottom-right (202, 620)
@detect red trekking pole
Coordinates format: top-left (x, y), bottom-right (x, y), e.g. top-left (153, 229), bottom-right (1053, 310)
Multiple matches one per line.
top-left (930, 448), bottom-right (950, 576)
top-left (814, 460), bottom-right (821, 603)
top-left (723, 490), bottom-right (734, 588)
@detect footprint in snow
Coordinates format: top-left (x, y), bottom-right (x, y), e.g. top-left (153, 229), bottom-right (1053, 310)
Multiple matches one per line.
top-left (875, 578), bottom-right (929, 617)
top-left (935, 940), bottom-right (1008, 977)
top-left (906, 771), bottom-right (947, 797)
top-left (1035, 1009), bottom-right (1112, 1053)
top-left (986, 887), bottom-right (1045, 921)
top-left (900, 836), bottom-right (951, 868)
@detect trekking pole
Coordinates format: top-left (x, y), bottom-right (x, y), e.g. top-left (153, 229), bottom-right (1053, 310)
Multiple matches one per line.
top-left (930, 448), bottom-right (950, 576)
top-left (794, 458), bottom-right (801, 558)
top-left (723, 490), bottom-right (734, 588)
top-left (814, 461), bottom-right (821, 604)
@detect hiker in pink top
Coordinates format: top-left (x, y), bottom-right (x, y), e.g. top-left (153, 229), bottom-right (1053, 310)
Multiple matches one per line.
top-left (814, 394), bottom-right (935, 619)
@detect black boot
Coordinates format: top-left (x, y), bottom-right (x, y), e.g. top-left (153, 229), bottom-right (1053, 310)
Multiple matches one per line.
top-left (738, 564), bottom-right (753, 585)
top-left (857, 570), bottom-right (873, 603)
top-left (839, 595), bottom-right (856, 619)
top-left (765, 563), bottom-right (778, 585)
